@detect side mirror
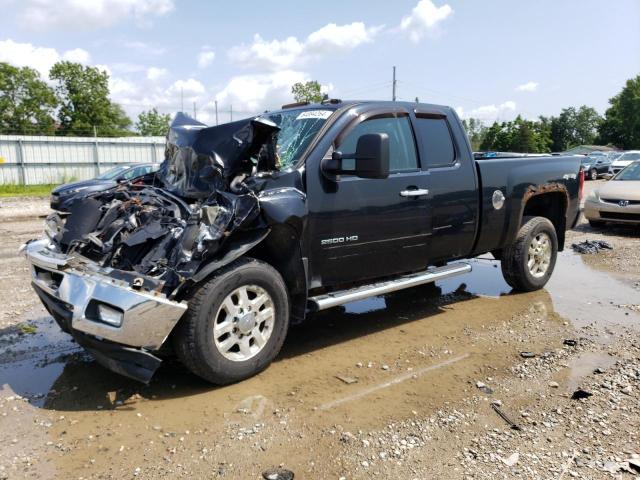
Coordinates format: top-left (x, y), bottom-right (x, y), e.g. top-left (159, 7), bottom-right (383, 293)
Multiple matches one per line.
top-left (322, 133), bottom-right (390, 180)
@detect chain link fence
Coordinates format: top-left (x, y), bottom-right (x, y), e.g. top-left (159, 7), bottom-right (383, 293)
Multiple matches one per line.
top-left (0, 135), bottom-right (166, 185)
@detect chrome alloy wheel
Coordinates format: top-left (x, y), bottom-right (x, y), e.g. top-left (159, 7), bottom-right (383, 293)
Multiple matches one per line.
top-left (527, 232), bottom-right (552, 278)
top-left (213, 285), bottom-right (275, 362)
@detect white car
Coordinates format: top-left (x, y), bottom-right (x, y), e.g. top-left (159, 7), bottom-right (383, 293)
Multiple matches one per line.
top-left (610, 150), bottom-right (640, 175)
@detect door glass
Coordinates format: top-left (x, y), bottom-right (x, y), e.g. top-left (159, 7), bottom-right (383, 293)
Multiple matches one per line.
top-left (338, 116), bottom-right (418, 172)
top-left (414, 117), bottom-right (455, 168)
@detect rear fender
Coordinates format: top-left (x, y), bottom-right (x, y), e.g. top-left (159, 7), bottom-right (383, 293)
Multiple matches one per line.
top-left (511, 184), bottom-right (569, 250)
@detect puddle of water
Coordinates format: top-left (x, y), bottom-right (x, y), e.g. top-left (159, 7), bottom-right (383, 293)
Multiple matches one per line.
top-left (0, 315), bottom-right (82, 406)
top-left (546, 251), bottom-right (640, 330)
top-left (343, 257), bottom-right (509, 315)
top-left (565, 351), bottom-right (618, 392)
top-left (438, 257), bottom-right (510, 297)
top-left (1, 249), bottom-right (637, 412)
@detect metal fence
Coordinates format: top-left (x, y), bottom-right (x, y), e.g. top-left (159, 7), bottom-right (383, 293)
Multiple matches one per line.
top-left (0, 135), bottom-right (166, 185)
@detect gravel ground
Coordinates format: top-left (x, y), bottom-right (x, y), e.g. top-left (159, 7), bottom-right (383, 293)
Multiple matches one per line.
top-left (0, 185), bottom-right (638, 480)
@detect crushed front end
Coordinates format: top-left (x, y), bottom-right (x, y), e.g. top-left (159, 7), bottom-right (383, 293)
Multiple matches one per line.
top-left (22, 113), bottom-right (280, 383)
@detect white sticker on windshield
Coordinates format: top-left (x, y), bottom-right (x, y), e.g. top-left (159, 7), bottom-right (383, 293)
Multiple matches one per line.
top-left (296, 110), bottom-right (332, 120)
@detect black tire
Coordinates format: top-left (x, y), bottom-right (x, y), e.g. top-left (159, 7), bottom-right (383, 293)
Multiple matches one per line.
top-left (589, 169), bottom-right (598, 181)
top-left (588, 219), bottom-right (606, 228)
top-left (173, 257), bottom-right (290, 384)
top-left (501, 216), bottom-right (558, 292)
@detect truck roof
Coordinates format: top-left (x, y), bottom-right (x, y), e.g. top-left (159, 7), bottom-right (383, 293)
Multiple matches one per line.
top-left (274, 99), bottom-right (456, 116)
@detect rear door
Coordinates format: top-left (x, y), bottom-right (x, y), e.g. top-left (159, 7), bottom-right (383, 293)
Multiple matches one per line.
top-left (411, 109), bottom-right (478, 262)
top-left (309, 107), bottom-right (431, 286)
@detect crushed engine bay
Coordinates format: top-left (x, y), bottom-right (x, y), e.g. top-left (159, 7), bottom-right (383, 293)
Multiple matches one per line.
top-left (42, 113), bottom-right (288, 297)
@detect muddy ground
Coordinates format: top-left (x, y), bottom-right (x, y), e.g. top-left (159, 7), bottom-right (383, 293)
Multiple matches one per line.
top-left (0, 181), bottom-right (638, 480)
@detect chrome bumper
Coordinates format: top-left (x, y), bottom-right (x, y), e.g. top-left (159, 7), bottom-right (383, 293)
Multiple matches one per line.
top-left (22, 239), bottom-right (187, 350)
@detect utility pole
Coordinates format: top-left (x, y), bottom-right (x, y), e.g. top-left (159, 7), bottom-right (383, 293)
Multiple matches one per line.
top-left (230, 104), bottom-right (233, 122)
top-left (392, 66), bottom-right (397, 101)
top-left (214, 100), bottom-right (219, 125)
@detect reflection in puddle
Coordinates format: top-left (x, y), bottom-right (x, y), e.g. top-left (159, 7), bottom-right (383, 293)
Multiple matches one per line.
top-left (343, 257), bottom-right (510, 315)
top-left (0, 316), bottom-right (84, 406)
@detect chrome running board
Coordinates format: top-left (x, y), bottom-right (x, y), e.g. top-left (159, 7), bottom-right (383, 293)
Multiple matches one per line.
top-left (308, 262), bottom-right (472, 311)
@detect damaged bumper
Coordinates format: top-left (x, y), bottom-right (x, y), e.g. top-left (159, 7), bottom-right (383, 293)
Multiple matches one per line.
top-left (23, 239), bottom-right (187, 382)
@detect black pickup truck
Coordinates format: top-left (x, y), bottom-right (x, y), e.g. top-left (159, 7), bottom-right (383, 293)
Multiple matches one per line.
top-left (23, 100), bottom-right (583, 384)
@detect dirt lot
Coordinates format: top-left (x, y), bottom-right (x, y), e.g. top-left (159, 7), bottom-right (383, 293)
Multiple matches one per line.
top-left (0, 182), bottom-right (638, 479)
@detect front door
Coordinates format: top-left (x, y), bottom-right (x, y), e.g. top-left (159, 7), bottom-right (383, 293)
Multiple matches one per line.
top-left (309, 110), bottom-right (431, 286)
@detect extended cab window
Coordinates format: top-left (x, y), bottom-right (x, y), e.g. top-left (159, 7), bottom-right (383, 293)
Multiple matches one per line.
top-left (414, 117), bottom-right (456, 168)
top-left (338, 115), bottom-right (418, 172)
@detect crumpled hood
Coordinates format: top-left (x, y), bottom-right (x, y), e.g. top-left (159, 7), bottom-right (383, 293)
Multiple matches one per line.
top-left (157, 112), bottom-right (280, 199)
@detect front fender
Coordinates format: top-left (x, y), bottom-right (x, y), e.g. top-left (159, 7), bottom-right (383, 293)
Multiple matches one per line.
top-left (182, 228), bottom-right (271, 287)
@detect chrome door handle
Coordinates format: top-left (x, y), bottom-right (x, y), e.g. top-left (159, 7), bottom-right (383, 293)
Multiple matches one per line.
top-left (400, 188), bottom-right (429, 197)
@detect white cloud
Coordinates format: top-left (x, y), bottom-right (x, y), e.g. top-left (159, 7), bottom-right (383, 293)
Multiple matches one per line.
top-left (167, 78), bottom-right (206, 98)
top-left (466, 101), bottom-right (517, 122)
top-left (197, 50), bottom-right (215, 69)
top-left (515, 81), bottom-right (539, 92)
top-left (18, 0), bottom-right (174, 31)
top-left (215, 70), bottom-right (311, 113)
top-left (109, 76), bottom-right (137, 96)
top-left (0, 39), bottom-right (59, 77)
top-left (146, 66), bottom-right (168, 81)
top-left (229, 22), bottom-right (380, 70)
top-left (62, 48), bottom-right (91, 63)
top-left (399, 0), bottom-right (453, 42)
top-left (0, 39), bottom-right (91, 77)
top-left (305, 22), bottom-right (381, 55)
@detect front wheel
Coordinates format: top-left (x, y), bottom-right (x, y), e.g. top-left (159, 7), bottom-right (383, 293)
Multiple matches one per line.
top-left (501, 216), bottom-right (558, 292)
top-left (590, 169), bottom-right (598, 181)
top-left (174, 258), bottom-right (290, 384)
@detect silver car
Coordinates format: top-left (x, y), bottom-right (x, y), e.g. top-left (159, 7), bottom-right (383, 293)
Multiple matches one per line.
top-left (584, 161), bottom-right (640, 227)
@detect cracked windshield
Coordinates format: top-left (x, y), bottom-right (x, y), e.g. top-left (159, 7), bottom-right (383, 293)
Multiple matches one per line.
top-left (266, 109), bottom-right (333, 169)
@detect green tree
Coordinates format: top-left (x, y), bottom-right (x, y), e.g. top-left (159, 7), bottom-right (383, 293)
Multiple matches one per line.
top-left (136, 108), bottom-right (171, 136)
top-left (478, 116), bottom-right (551, 153)
top-left (49, 61), bottom-right (132, 136)
top-left (511, 119), bottom-right (536, 153)
top-left (534, 116), bottom-right (553, 153)
top-left (598, 75), bottom-right (640, 149)
top-left (550, 106), bottom-right (602, 151)
top-left (0, 63), bottom-right (58, 134)
top-left (291, 81), bottom-right (323, 103)
top-left (479, 121), bottom-right (501, 151)
top-left (461, 117), bottom-right (487, 150)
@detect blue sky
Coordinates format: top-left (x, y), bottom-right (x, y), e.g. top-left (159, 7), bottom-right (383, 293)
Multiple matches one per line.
top-left (0, 0), bottom-right (638, 125)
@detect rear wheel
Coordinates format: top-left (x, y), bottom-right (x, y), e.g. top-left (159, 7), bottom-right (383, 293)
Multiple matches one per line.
top-left (590, 169), bottom-right (598, 181)
top-left (501, 216), bottom-right (558, 292)
top-left (174, 258), bottom-right (290, 384)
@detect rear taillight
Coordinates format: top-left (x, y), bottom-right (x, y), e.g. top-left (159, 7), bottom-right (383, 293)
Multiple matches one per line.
top-left (578, 167), bottom-right (585, 202)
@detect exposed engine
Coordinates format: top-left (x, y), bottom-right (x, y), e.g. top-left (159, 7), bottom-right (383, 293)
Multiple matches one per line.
top-left (43, 113), bottom-right (277, 296)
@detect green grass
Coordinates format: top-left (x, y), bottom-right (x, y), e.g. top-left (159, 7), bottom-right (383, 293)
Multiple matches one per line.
top-left (0, 184), bottom-right (57, 197)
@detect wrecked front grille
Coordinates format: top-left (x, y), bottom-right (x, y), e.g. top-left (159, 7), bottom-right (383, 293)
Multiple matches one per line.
top-left (45, 183), bottom-right (261, 295)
